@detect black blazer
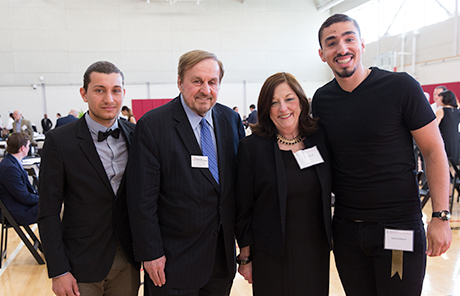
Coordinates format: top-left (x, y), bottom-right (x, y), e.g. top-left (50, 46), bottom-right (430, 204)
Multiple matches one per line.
top-left (0, 153), bottom-right (39, 226)
top-left (55, 115), bottom-right (78, 128)
top-left (126, 96), bottom-right (245, 289)
top-left (235, 128), bottom-right (332, 257)
top-left (38, 116), bottom-right (139, 282)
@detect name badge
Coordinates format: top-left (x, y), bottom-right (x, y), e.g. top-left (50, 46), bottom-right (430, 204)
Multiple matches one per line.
top-left (384, 229), bottom-right (414, 252)
top-left (191, 155), bottom-right (208, 168)
top-left (22, 125), bottom-right (27, 131)
top-left (293, 146), bottom-right (324, 169)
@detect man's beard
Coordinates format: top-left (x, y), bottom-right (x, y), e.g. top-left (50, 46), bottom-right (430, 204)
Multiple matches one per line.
top-left (333, 53), bottom-right (358, 78)
top-left (335, 66), bottom-right (356, 78)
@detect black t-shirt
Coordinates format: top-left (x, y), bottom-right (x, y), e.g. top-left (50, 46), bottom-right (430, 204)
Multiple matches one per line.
top-left (312, 67), bottom-right (435, 222)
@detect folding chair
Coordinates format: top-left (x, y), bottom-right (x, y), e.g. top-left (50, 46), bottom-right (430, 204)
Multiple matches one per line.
top-left (417, 170), bottom-right (431, 209)
top-left (24, 167), bottom-right (39, 192)
top-left (448, 158), bottom-right (460, 213)
top-left (0, 199), bottom-right (44, 268)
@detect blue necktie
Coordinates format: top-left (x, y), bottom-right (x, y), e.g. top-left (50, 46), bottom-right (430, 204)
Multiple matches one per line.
top-left (200, 118), bottom-right (219, 184)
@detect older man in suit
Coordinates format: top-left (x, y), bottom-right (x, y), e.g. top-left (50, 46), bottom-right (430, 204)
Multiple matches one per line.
top-left (0, 133), bottom-right (38, 226)
top-left (38, 61), bottom-right (140, 296)
top-left (12, 110), bottom-right (36, 146)
top-left (55, 109), bottom-right (79, 128)
top-left (126, 50), bottom-right (245, 296)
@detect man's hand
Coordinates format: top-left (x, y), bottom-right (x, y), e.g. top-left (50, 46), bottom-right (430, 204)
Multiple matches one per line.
top-left (426, 218), bottom-right (452, 256)
top-left (52, 273), bottom-right (80, 296)
top-left (238, 262), bottom-right (253, 284)
top-left (144, 256), bottom-right (167, 287)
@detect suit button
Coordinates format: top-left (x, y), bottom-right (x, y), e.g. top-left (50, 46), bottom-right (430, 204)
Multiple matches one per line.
top-left (214, 231), bottom-right (219, 236)
top-left (219, 206), bottom-right (223, 210)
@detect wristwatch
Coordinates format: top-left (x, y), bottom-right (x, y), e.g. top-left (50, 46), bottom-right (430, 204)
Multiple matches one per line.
top-left (236, 254), bottom-right (253, 265)
top-left (432, 210), bottom-right (451, 221)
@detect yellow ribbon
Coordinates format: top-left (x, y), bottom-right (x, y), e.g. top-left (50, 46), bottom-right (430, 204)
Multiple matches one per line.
top-left (391, 250), bottom-right (403, 280)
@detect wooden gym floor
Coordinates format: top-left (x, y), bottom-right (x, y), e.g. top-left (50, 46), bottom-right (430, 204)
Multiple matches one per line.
top-left (1, 200), bottom-right (459, 296)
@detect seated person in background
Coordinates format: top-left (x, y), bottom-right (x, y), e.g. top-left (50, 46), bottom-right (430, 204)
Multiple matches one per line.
top-left (0, 133), bottom-right (39, 225)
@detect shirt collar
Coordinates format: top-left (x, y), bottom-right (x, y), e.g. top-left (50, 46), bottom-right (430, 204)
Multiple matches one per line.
top-left (180, 94), bottom-right (214, 129)
top-left (9, 153), bottom-right (24, 169)
top-left (85, 112), bottom-right (119, 135)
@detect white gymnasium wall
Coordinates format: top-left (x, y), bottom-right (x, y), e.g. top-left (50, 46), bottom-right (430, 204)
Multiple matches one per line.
top-left (362, 17), bottom-right (460, 86)
top-left (2, 0), bottom-right (459, 128)
top-left (0, 0), bottom-right (332, 127)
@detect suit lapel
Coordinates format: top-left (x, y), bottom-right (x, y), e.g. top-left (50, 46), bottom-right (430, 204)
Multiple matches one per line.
top-left (118, 119), bottom-right (133, 149)
top-left (115, 119), bottom-right (133, 200)
top-left (302, 136), bottom-right (328, 207)
top-left (76, 117), bottom-right (114, 195)
top-left (273, 138), bottom-right (288, 240)
top-left (173, 98), bottom-right (202, 156)
top-left (212, 106), bottom-right (227, 192)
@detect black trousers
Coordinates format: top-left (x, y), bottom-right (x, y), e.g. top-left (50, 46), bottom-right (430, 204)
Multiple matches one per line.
top-left (333, 217), bottom-right (426, 296)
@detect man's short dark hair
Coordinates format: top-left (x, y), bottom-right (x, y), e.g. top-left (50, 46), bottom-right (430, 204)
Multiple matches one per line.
top-left (83, 61), bottom-right (124, 91)
top-left (318, 13), bottom-right (361, 48)
top-left (6, 133), bottom-right (30, 154)
top-left (249, 104), bottom-right (256, 109)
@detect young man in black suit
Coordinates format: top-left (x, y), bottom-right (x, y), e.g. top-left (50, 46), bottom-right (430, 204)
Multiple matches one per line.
top-left (126, 50), bottom-right (245, 296)
top-left (38, 61), bottom-right (140, 296)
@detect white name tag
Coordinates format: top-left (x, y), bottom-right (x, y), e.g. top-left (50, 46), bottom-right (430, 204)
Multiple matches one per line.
top-left (384, 229), bottom-right (414, 252)
top-left (191, 155), bottom-right (209, 168)
top-left (22, 125), bottom-right (27, 131)
top-left (293, 146), bottom-right (324, 169)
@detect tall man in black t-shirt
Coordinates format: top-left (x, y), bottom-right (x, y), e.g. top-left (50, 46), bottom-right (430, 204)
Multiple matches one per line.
top-left (312, 14), bottom-right (452, 296)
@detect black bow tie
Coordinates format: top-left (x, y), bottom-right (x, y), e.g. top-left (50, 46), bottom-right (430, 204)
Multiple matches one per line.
top-left (98, 128), bottom-right (120, 142)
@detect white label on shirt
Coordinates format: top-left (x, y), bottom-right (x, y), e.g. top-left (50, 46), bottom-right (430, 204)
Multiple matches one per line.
top-left (293, 146), bottom-right (324, 169)
top-left (191, 155), bottom-right (209, 168)
top-left (384, 229), bottom-right (414, 252)
top-left (21, 125), bottom-right (27, 131)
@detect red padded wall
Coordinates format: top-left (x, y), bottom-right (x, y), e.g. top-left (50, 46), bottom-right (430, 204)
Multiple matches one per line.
top-left (421, 82), bottom-right (460, 104)
top-left (132, 99), bottom-right (173, 121)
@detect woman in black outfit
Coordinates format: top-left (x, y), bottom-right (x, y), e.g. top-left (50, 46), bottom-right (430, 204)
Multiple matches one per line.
top-left (435, 90), bottom-right (460, 164)
top-left (235, 72), bottom-right (332, 296)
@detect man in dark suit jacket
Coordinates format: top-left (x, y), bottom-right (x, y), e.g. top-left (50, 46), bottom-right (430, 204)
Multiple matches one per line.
top-left (242, 104), bottom-right (257, 128)
top-left (0, 133), bottom-right (38, 226)
top-left (38, 61), bottom-right (140, 296)
top-left (55, 109), bottom-right (78, 128)
top-left (126, 50), bottom-right (245, 296)
top-left (246, 104), bottom-right (257, 124)
top-left (41, 114), bottom-right (53, 134)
